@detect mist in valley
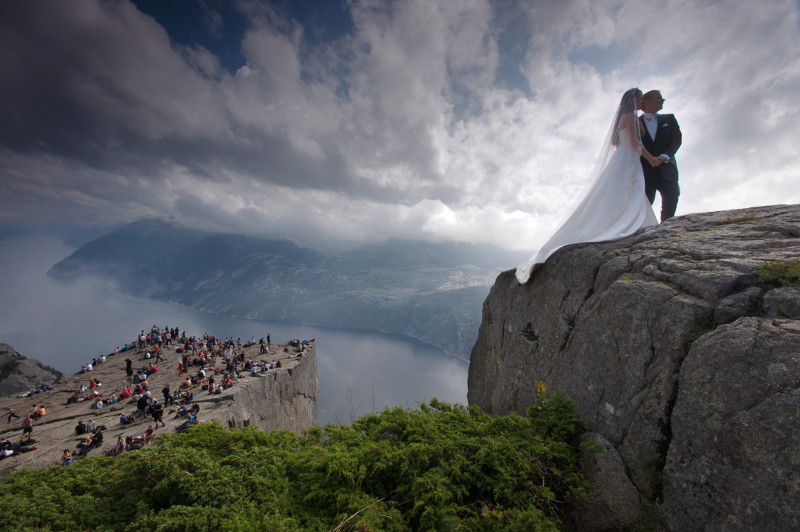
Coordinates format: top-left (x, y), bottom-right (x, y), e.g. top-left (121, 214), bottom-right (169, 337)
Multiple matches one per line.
top-left (0, 236), bottom-right (468, 425)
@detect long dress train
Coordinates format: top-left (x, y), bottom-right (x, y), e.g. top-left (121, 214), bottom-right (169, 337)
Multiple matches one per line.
top-left (515, 127), bottom-right (657, 284)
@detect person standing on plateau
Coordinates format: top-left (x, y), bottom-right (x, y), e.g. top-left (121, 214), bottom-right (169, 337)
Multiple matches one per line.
top-left (639, 90), bottom-right (682, 222)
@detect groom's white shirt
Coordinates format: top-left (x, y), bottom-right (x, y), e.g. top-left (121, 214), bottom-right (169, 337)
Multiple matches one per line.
top-left (642, 112), bottom-right (657, 139)
top-left (642, 112), bottom-right (671, 161)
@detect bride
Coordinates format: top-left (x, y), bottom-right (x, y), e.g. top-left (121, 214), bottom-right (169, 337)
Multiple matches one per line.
top-left (515, 88), bottom-right (661, 284)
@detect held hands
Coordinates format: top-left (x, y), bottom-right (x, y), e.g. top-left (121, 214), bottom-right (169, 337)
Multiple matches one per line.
top-left (649, 155), bottom-right (667, 167)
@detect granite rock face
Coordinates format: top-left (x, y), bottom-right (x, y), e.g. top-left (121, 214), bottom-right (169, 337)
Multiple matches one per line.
top-left (663, 317), bottom-right (800, 531)
top-left (0, 344), bottom-right (62, 397)
top-left (203, 351), bottom-right (319, 434)
top-left (467, 204), bottom-right (800, 530)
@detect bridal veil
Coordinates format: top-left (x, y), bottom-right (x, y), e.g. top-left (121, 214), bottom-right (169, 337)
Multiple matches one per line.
top-left (515, 88), bottom-right (657, 284)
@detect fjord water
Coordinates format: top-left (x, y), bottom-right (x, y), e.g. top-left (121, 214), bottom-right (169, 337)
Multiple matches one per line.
top-left (160, 312), bottom-right (468, 426)
top-left (0, 236), bottom-right (468, 425)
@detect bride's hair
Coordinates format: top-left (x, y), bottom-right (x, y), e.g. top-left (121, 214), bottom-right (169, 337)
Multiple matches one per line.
top-left (619, 88), bottom-right (639, 113)
top-left (612, 88), bottom-right (639, 146)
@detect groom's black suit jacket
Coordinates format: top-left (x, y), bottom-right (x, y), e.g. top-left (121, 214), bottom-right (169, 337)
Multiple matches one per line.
top-left (640, 114), bottom-right (682, 181)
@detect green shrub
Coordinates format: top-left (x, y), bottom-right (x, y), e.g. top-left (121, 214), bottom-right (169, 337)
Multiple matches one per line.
top-left (0, 396), bottom-right (592, 531)
top-left (754, 259), bottom-right (800, 287)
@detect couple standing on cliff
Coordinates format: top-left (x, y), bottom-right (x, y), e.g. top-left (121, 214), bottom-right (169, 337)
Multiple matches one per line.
top-left (516, 88), bottom-right (682, 284)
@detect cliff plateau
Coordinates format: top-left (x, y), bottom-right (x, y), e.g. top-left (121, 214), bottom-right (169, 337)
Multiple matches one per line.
top-left (0, 338), bottom-right (318, 478)
top-left (468, 204), bottom-right (800, 531)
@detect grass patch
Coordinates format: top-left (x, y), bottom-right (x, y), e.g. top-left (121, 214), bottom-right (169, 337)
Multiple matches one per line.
top-left (754, 259), bottom-right (800, 287)
top-left (716, 214), bottom-right (758, 225)
top-left (633, 502), bottom-right (663, 532)
top-left (521, 323), bottom-right (538, 341)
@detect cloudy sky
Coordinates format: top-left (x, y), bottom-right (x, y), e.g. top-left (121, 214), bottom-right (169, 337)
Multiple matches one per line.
top-left (1, 0), bottom-right (798, 252)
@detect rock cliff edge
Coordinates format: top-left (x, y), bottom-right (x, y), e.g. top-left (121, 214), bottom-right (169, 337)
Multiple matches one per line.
top-left (468, 204), bottom-right (800, 531)
top-left (0, 339), bottom-right (318, 478)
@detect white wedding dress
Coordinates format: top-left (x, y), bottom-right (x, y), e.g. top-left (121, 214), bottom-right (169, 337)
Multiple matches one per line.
top-left (515, 125), bottom-right (657, 284)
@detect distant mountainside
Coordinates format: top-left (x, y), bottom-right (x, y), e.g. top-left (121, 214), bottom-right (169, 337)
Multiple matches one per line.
top-left (49, 219), bottom-right (527, 357)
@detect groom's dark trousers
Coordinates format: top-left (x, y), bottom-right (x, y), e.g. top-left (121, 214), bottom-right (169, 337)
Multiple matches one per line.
top-left (640, 114), bottom-right (682, 221)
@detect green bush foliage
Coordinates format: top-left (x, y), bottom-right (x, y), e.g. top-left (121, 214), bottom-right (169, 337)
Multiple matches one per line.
top-left (0, 395), bottom-right (592, 531)
top-left (754, 258), bottom-right (800, 287)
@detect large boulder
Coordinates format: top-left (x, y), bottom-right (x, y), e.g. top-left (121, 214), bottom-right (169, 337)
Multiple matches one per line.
top-left (0, 344), bottom-right (61, 397)
top-left (468, 204), bottom-right (800, 530)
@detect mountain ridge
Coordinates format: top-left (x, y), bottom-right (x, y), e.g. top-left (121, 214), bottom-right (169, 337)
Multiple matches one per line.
top-left (48, 218), bottom-right (526, 357)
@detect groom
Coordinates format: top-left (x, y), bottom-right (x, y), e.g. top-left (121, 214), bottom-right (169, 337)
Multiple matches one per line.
top-left (640, 90), bottom-right (682, 221)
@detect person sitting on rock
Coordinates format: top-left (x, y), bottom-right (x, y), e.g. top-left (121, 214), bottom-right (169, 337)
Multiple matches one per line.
top-left (75, 420), bottom-right (87, 435)
top-left (178, 401), bottom-right (200, 421)
top-left (0, 438), bottom-right (20, 459)
top-left (108, 436), bottom-right (126, 456)
top-left (180, 390), bottom-right (194, 404)
top-left (75, 433), bottom-right (99, 457)
top-left (143, 425), bottom-right (155, 445)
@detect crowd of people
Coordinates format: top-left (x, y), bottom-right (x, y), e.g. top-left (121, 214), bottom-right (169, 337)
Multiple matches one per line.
top-left (0, 324), bottom-right (312, 467)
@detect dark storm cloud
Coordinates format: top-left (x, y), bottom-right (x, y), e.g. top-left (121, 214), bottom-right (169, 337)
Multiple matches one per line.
top-left (0, 0), bottom-right (442, 203)
top-left (0, 2), bottom-right (337, 182)
top-left (0, 0), bottom-right (798, 250)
